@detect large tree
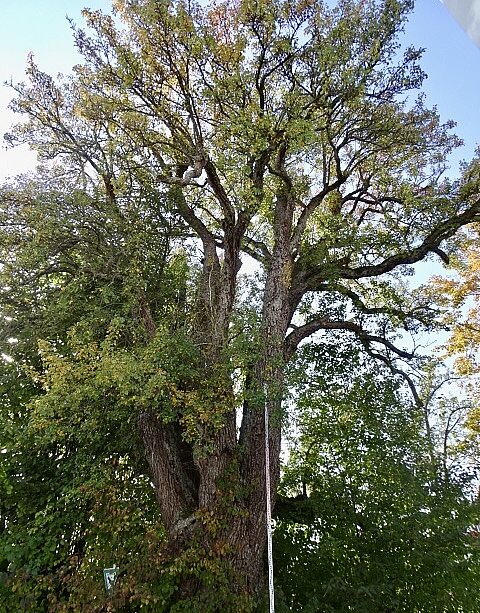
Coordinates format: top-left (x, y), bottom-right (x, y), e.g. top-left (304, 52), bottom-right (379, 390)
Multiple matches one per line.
top-left (2, 0), bottom-right (480, 608)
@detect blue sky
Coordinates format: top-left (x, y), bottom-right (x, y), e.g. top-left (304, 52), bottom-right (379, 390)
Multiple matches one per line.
top-left (0, 0), bottom-right (111, 179)
top-left (0, 0), bottom-right (479, 180)
top-left (404, 1), bottom-right (480, 169)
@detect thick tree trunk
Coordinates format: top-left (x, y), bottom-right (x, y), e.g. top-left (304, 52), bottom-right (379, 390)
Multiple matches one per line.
top-left (138, 399), bottom-right (281, 604)
top-left (137, 195), bottom-right (295, 607)
top-left (213, 194), bottom-right (295, 604)
top-left (138, 411), bottom-right (198, 533)
top-left (139, 412), bottom-right (270, 608)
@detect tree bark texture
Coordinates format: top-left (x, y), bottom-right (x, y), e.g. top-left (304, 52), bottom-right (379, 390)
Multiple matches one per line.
top-left (137, 195), bottom-right (297, 606)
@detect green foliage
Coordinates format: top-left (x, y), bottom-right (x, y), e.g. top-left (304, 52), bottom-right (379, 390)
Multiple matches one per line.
top-left (0, 331), bottom-right (178, 610)
top-left (276, 340), bottom-right (480, 612)
top-left (0, 175), bottom-right (193, 609)
top-left (1, 0), bottom-right (480, 610)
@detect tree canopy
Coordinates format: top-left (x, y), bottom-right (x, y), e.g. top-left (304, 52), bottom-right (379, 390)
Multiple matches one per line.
top-left (1, 0), bottom-right (480, 610)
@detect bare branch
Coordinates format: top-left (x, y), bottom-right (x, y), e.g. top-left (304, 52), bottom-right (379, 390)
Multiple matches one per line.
top-left (204, 159), bottom-right (236, 225)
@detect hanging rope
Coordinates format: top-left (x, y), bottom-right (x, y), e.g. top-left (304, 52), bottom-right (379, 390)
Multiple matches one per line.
top-left (264, 383), bottom-right (275, 613)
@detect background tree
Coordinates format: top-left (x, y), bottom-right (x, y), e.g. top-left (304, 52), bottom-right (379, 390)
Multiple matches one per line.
top-left (427, 212), bottom-right (480, 472)
top-left (274, 339), bottom-right (480, 612)
top-left (2, 0), bottom-right (480, 609)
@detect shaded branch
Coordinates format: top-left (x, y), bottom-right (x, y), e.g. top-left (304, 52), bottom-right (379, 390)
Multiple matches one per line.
top-left (338, 200), bottom-right (480, 280)
top-left (204, 159), bottom-right (235, 225)
top-left (284, 317), bottom-right (413, 361)
top-left (299, 198), bottom-right (480, 293)
top-left (170, 186), bottom-right (216, 249)
top-left (240, 235), bottom-right (272, 264)
top-left (333, 284), bottom-right (437, 328)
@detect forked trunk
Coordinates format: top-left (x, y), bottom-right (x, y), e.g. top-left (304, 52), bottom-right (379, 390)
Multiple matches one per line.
top-left (137, 195), bottom-right (294, 607)
top-left (138, 402), bottom-right (278, 609)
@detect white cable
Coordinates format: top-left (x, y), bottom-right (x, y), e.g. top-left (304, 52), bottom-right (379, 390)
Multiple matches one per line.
top-left (264, 383), bottom-right (275, 613)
